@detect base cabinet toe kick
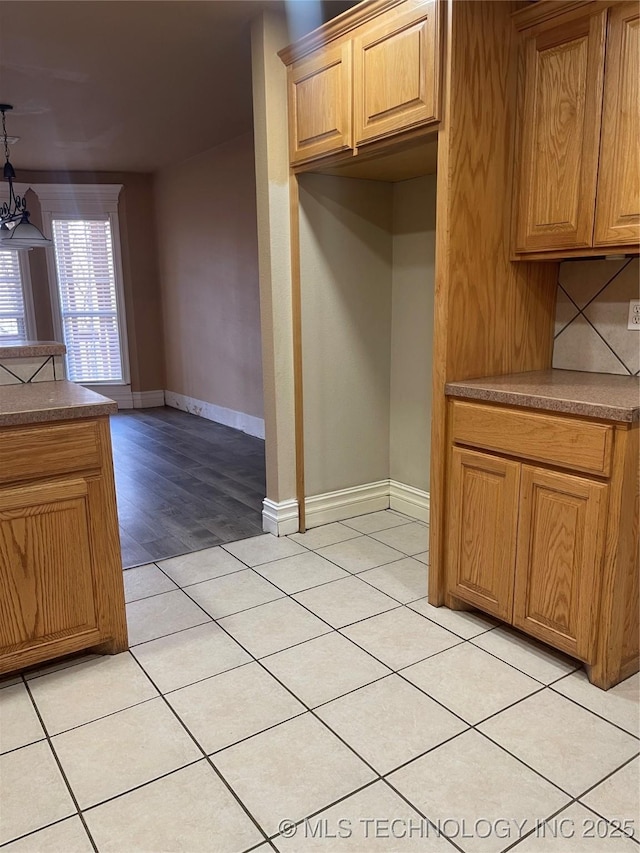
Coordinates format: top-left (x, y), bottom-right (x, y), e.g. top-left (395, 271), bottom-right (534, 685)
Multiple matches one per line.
top-left (439, 398), bottom-right (638, 690)
top-left (0, 415), bottom-right (128, 675)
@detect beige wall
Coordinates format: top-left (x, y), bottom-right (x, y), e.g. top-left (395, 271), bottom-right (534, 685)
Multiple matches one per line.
top-left (154, 132), bottom-right (263, 419)
top-left (19, 170), bottom-right (165, 392)
top-left (390, 175), bottom-right (436, 491)
top-left (554, 257), bottom-right (639, 375)
top-left (299, 174), bottom-right (393, 496)
top-left (299, 173), bottom-right (436, 499)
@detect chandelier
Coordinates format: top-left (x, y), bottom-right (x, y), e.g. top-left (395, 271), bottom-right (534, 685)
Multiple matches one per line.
top-left (0, 104), bottom-right (51, 250)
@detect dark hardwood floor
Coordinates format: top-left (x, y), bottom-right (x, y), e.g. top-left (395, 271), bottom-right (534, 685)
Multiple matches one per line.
top-left (110, 407), bottom-right (266, 568)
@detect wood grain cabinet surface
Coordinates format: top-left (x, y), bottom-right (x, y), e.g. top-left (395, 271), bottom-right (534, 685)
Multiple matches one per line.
top-left (282, 0), bottom-right (440, 167)
top-left (287, 43), bottom-right (353, 165)
top-left (513, 1), bottom-right (639, 257)
top-left (0, 417), bottom-right (127, 675)
top-left (446, 400), bottom-right (638, 690)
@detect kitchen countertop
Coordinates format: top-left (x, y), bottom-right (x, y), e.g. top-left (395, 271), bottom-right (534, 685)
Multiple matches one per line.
top-left (445, 369), bottom-right (640, 423)
top-left (0, 341), bottom-right (66, 359)
top-left (0, 380), bottom-right (117, 426)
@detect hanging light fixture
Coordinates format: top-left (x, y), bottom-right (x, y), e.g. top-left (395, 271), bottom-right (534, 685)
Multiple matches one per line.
top-left (0, 104), bottom-right (52, 250)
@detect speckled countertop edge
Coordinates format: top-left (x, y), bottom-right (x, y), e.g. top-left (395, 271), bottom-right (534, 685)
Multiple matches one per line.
top-left (0, 380), bottom-right (117, 427)
top-left (0, 341), bottom-right (66, 359)
top-left (445, 370), bottom-right (640, 423)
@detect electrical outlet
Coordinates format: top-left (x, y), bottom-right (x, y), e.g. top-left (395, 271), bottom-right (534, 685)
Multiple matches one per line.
top-left (628, 300), bottom-right (640, 330)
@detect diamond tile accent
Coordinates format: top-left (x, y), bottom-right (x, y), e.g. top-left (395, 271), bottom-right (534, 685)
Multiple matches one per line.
top-left (553, 258), bottom-right (639, 375)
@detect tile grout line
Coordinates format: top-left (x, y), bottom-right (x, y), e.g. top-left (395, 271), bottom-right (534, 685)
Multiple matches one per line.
top-left (8, 520), bottom-right (635, 848)
top-left (20, 679), bottom-right (100, 853)
top-left (153, 546), bottom-right (634, 751)
top-left (123, 654), bottom-right (275, 849)
top-left (141, 564), bottom-right (629, 837)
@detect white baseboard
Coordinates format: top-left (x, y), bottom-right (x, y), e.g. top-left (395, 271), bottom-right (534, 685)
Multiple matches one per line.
top-left (304, 480), bottom-right (390, 529)
top-left (132, 390), bottom-right (165, 408)
top-left (165, 390), bottom-right (265, 439)
top-left (389, 479), bottom-right (430, 523)
top-left (302, 479), bottom-right (430, 529)
top-left (85, 384), bottom-right (133, 408)
top-left (262, 497), bottom-right (299, 536)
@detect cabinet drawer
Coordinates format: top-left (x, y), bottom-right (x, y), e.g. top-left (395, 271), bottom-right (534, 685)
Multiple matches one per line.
top-left (451, 401), bottom-right (613, 476)
top-left (0, 421), bottom-right (102, 485)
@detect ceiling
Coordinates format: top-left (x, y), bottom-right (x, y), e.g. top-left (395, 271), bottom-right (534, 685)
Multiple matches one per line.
top-left (0, 0), bottom-right (353, 173)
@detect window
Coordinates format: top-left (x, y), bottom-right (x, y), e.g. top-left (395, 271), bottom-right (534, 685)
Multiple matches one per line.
top-left (0, 250), bottom-right (33, 341)
top-left (51, 217), bottom-right (124, 383)
top-left (32, 182), bottom-right (129, 387)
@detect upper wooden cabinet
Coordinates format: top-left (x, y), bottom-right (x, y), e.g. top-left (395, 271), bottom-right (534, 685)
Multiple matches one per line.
top-left (353, 2), bottom-right (439, 145)
top-left (287, 43), bottom-right (352, 164)
top-left (513, 1), bottom-right (640, 257)
top-left (594, 2), bottom-right (640, 246)
top-left (281, 0), bottom-right (440, 167)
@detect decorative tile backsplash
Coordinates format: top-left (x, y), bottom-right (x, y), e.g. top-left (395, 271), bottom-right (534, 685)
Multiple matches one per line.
top-left (0, 355), bottom-right (65, 385)
top-left (553, 257), bottom-right (639, 376)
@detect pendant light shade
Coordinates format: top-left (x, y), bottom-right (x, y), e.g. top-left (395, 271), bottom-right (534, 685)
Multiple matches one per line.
top-left (0, 104), bottom-right (52, 251)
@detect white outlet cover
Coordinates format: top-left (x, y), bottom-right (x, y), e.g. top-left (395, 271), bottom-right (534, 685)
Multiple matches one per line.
top-left (628, 300), bottom-right (640, 331)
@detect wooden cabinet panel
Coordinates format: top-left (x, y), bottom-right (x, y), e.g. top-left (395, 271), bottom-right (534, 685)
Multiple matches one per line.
top-left (0, 421), bottom-right (100, 485)
top-left (448, 448), bottom-right (520, 621)
top-left (594, 2), bottom-right (640, 246)
top-left (515, 12), bottom-right (606, 252)
top-left (288, 43), bottom-right (352, 164)
top-left (451, 401), bottom-right (613, 477)
top-left (0, 479), bottom-right (100, 651)
top-left (513, 466), bottom-right (607, 661)
top-left (0, 417), bottom-right (127, 675)
top-left (353, 1), bottom-right (439, 145)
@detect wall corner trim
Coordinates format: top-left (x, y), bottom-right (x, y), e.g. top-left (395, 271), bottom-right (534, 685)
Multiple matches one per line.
top-left (262, 497), bottom-right (299, 536)
top-left (305, 480), bottom-right (390, 528)
top-left (389, 479), bottom-right (430, 523)
top-left (303, 479), bottom-right (430, 529)
top-left (164, 390), bottom-right (265, 439)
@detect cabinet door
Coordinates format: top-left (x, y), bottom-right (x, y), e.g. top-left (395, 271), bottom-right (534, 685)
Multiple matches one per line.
top-left (447, 448), bottom-right (520, 621)
top-left (353, 1), bottom-right (439, 146)
top-left (515, 11), bottom-right (607, 252)
top-left (0, 479), bottom-right (102, 662)
top-left (513, 466), bottom-right (607, 661)
top-left (288, 43), bottom-right (352, 165)
top-left (594, 2), bottom-right (640, 246)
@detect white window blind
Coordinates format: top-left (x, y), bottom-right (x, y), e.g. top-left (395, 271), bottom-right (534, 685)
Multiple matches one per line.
top-left (52, 217), bottom-right (124, 383)
top-left (0, 250), bottom-right (27, 340)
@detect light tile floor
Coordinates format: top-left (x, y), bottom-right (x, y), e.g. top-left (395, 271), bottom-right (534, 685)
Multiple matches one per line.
top-left (1, 511), bottom-right (638, 853)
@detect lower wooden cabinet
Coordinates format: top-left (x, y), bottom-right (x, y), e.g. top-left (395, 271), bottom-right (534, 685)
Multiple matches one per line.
top-left (445, 400), bottom-right (638, 689)
top-left (513, 466), bottom-right (607, 661)
top-left (448, 448), bottom-right (519, 622)
top-left (0, 417), bottom-right (127, 675)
